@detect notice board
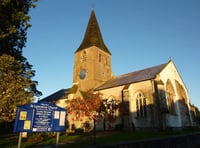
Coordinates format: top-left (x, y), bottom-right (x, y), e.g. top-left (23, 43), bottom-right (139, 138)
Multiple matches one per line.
top-left (13, 101), bottom-right (66, 132)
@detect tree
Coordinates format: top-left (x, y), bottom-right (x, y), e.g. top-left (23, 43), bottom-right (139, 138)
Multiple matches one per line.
top-left (67, 92), bottom-right (121, 131)
top-left (0, 54), bottom-right (36, 121)
top-left (99, 98), bottom-right (120, 130)
top-left (192, 105), bottom-right (200, 125)
top-left (66, 91), bottom-right (102, 143)
top-left (67, 91), bottom-right (102, 124)
top-left (0, 0), bottom-right (37, 57)
top-left (0, 0), bottom-right (42, 122)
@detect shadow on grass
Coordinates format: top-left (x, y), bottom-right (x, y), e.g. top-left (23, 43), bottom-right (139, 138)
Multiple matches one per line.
top-left (0, 135), bottom-right (19, 148)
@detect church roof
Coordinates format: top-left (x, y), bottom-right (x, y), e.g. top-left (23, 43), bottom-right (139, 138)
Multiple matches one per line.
top-left (95, 62), bottom-right (168, 90)
top-left (75, 10), bottom-right (111, 55)
top-left (39, 89), bottom-right (69, 102)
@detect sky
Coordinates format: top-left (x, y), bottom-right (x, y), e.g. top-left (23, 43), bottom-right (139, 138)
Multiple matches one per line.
top-left (24, 0), bottom-right (200, 108)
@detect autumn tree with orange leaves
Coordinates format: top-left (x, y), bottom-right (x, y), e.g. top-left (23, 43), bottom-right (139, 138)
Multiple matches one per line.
top-left (66, 91), bottom-right (103, 143)
top-left (66, 91), bottom-right (121, 133)
top-left (66, 91), bottom-right (102, 123)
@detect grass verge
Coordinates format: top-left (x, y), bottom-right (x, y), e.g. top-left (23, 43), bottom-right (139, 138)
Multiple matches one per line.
top-left (0, 129), bottom-right (199, 148)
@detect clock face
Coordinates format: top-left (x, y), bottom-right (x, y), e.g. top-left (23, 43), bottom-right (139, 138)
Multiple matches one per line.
top-left (79, 69), bottom-right (86, 79)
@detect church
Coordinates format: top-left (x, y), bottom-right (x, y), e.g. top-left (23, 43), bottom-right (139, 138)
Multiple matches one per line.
top-left (41, 10), bottom-right (195, 131)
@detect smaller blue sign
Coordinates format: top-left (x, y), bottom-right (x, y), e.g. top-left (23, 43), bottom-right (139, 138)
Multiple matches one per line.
top-left (13, 101), bottom-right (66, 133)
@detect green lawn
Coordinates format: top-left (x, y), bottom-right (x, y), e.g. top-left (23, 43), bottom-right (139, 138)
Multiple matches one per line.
top-left (0, 129), bottom-right (199, 148)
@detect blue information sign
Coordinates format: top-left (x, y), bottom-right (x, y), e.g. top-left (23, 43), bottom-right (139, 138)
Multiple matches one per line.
top-left (13, 101), bottom-right (66, 133)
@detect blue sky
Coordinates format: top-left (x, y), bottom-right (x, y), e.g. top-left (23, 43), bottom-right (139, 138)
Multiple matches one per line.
top-left (24, 0), bottom-right (200, 108)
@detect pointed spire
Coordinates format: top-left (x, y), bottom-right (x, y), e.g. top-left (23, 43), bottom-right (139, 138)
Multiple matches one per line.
top-left (75, 9), bottom-right (111, 55)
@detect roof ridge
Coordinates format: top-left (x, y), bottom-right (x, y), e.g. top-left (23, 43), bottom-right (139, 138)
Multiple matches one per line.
top-left (95, 62), bottom-right (168, 90)
top-left (115, 62), bottom-right (167, 78)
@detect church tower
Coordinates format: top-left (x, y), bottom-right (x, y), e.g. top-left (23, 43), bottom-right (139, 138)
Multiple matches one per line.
top-left (73, 10), bottom-right (113, 91)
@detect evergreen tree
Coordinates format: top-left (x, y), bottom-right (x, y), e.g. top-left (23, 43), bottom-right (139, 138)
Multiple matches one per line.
top-left (193, 105), bottom-right (200, 125)
top-left (0, 54), bottom-right (35, 121)
top-left (0, 0), bottom-right (42, 122)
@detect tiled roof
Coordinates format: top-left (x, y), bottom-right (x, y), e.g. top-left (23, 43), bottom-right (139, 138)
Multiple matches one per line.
top-left (39, 89), bottom-right (69, 102)
top-left (95, 63), bottom-right (167, 90)
top-left (75, 9), bottom-right (111, 55)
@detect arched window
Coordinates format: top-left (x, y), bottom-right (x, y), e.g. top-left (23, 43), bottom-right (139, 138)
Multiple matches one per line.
top-left (166, 79), bottom-right (176, 114)
top-left (136, 99), bottom-right (139, 117)
top-left (135, 92), bottom-right (147, 117)
top-left (175, 80), bottom-right (187, 103)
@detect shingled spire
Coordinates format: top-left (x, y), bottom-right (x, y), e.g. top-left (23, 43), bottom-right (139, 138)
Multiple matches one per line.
top-left (75, 9), bottom-right (111, 55)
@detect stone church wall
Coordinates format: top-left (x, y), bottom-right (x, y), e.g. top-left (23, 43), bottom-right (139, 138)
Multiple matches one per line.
top-left (73, 46), bottom-right (112, 91)
top-left (165, 113), bottom-right (181, 127)
top-left (98, 85), bottom-right (124, 101)
top-left (129, 80), bottom-right (158, 129)
top-left (98, 80), bottom-right (159, 129)
top-left (159, 61), bottom-right (193, 128)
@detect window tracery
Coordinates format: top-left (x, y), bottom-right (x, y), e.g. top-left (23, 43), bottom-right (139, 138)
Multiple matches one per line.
top-left (166, 79), bottom-right (176, 114)
top-left (135, 92), bottom-right (147, 117)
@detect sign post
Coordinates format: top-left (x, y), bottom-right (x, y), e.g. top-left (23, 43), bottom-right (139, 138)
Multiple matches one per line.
top-left (13, 101), bottom-right (67, 147)
top-left (17, 132), bottom-right (22, 148)
top-left (56, 132), bottom-right (60, 145)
